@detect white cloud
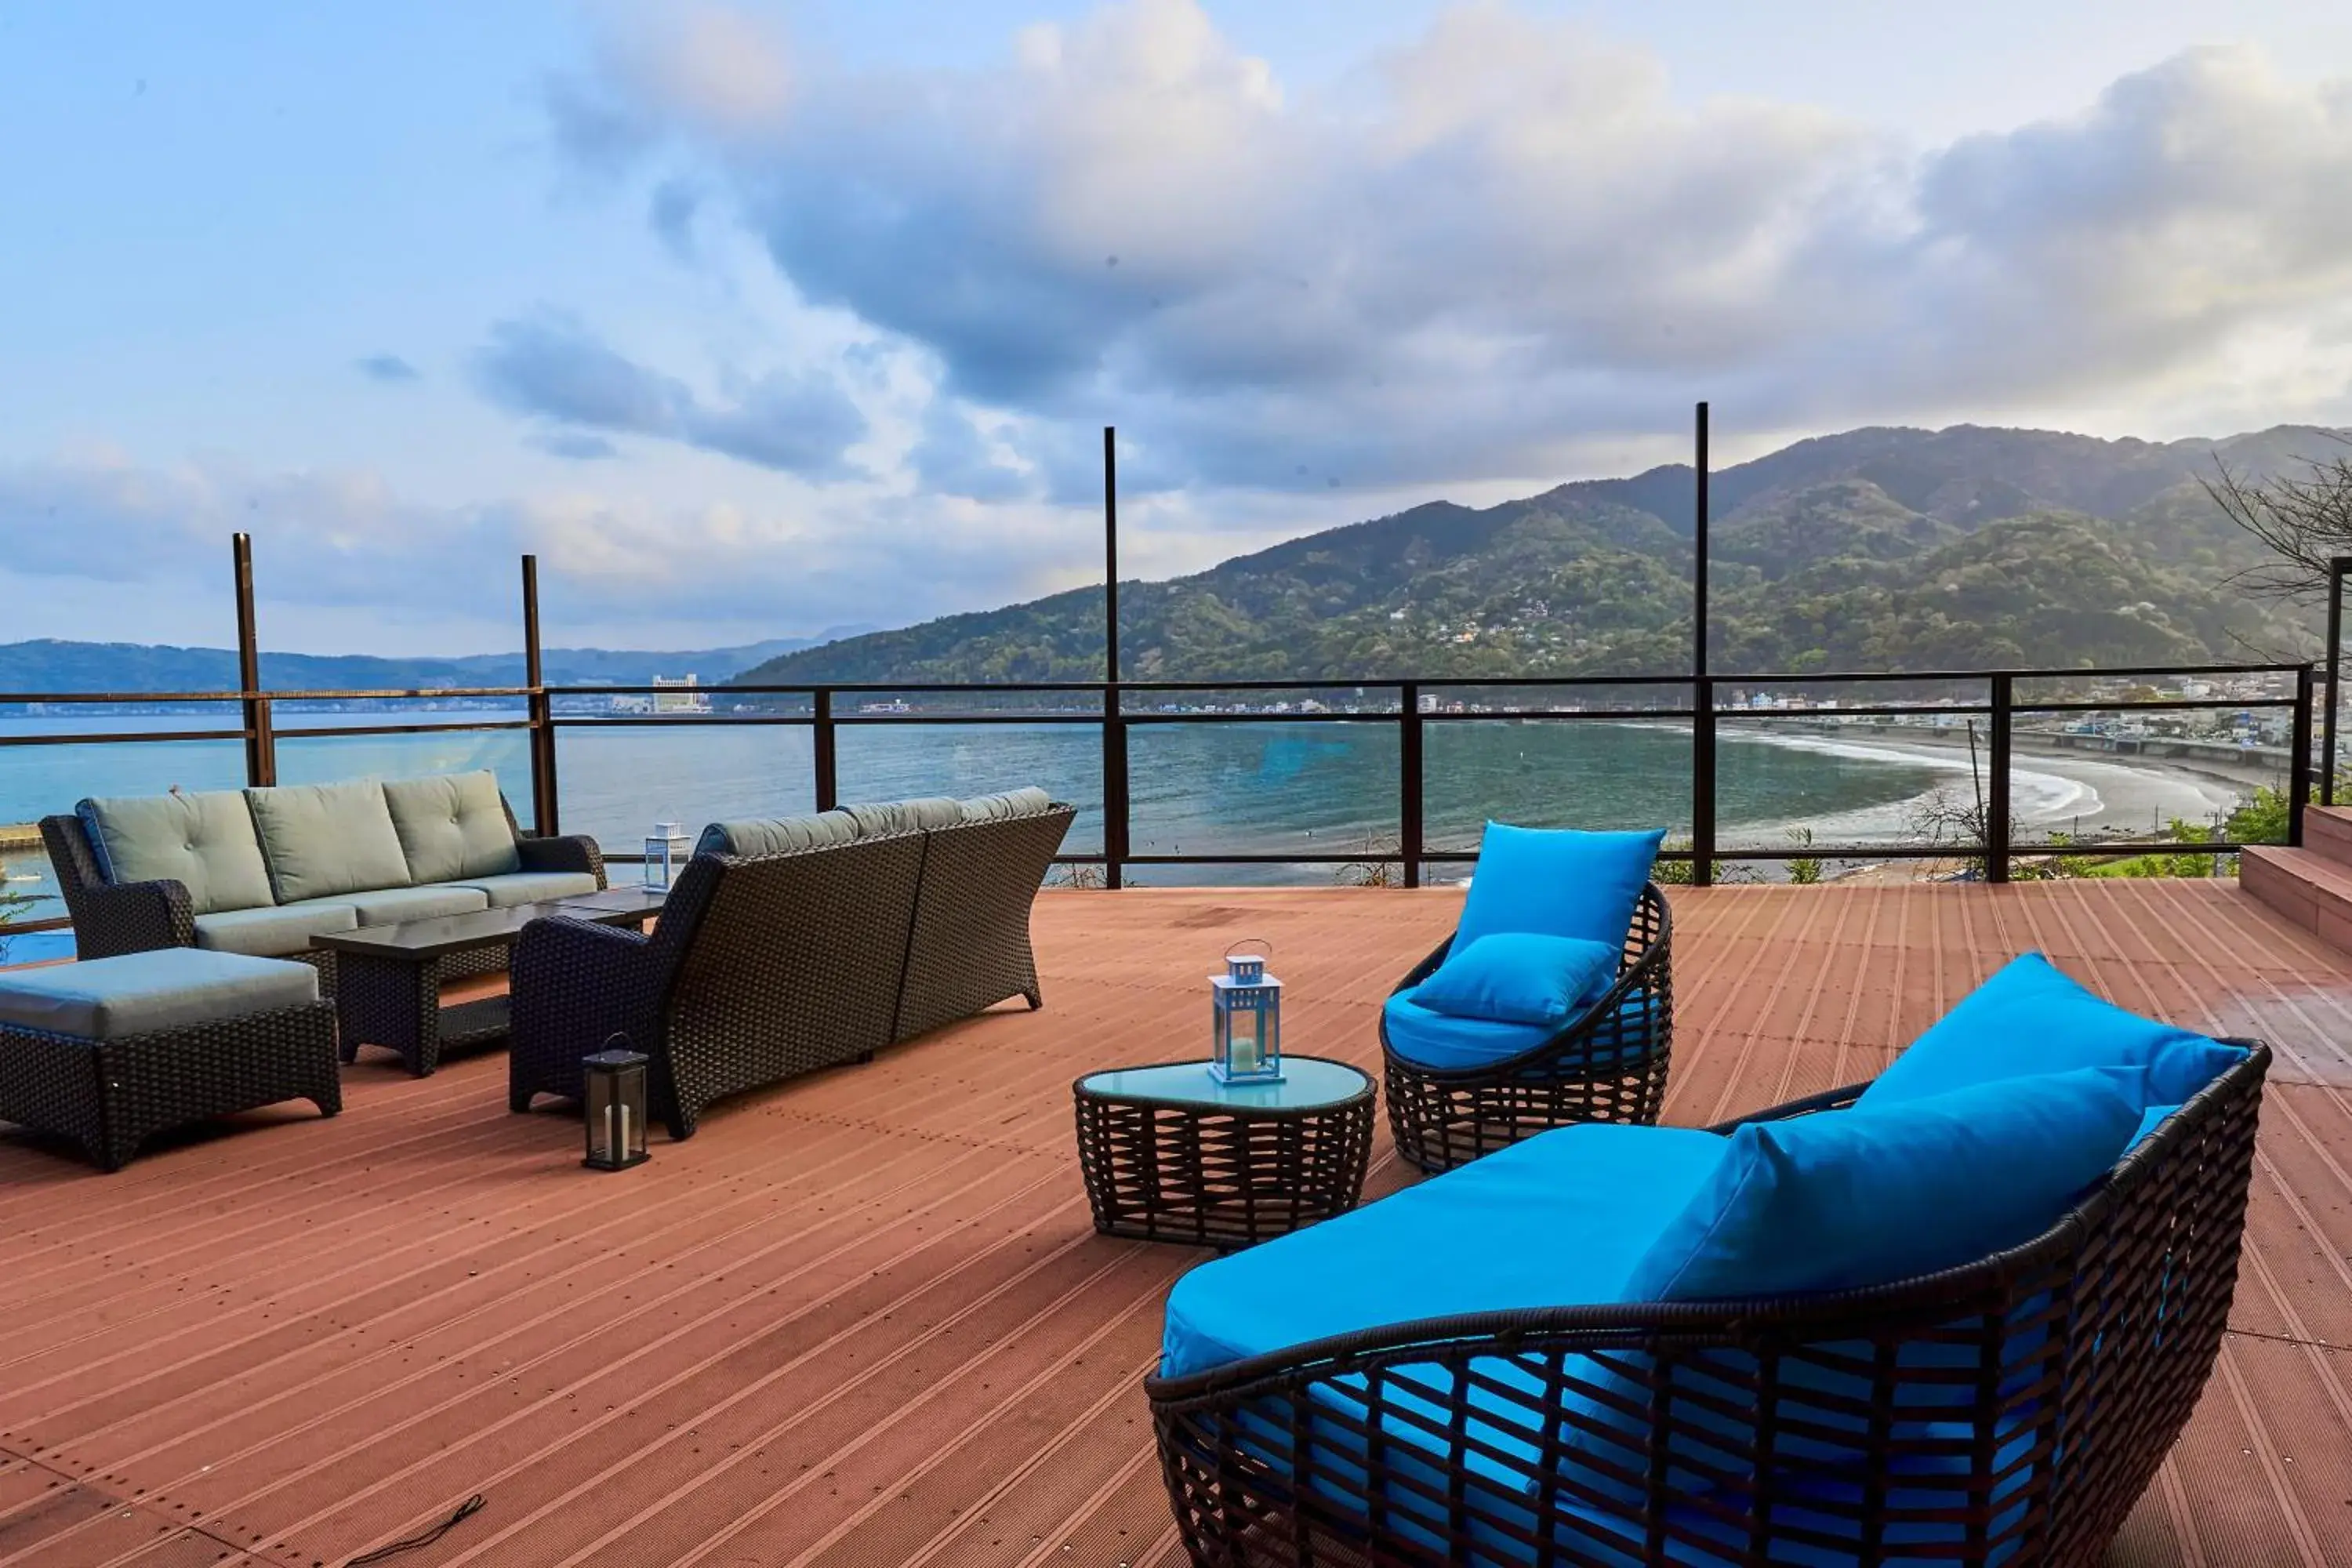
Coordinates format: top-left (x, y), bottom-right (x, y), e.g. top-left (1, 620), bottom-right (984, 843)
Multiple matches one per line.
top-left (555, 2), bottom-right (2352, 494)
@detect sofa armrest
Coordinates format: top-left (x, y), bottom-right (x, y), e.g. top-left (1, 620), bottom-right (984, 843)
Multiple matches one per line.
top-left (517, 833), bottom-right (607, 887)
top-left (508, 916), bottom-right (656, 1108)
top-left (62, 879), bottom-right (196, 959)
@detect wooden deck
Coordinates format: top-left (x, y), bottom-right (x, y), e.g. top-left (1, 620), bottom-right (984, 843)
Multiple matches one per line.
top-left (3, 880), bottom-right (2351, 1566)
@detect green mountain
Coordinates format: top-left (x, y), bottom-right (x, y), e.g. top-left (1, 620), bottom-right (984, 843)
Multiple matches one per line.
top-left (737, 424), bottom-right (2327, 685)
top-left (0, 633), bottom-right (873, 700)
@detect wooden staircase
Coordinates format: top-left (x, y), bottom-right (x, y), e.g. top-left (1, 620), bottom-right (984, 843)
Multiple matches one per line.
top-left (2241, 804), bottom-right (2352, 949)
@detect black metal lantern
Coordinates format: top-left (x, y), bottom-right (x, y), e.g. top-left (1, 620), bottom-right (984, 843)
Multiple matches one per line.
top-left (583, 1041), bottom-right (649, 1171)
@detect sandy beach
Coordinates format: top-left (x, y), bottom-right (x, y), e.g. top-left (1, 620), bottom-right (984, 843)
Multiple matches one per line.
top-left (1708, 722), bottom-right (2282, 884)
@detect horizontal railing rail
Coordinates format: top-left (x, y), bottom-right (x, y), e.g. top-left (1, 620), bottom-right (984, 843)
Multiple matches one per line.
top-left (1, 651), bottom-right (2314, 934)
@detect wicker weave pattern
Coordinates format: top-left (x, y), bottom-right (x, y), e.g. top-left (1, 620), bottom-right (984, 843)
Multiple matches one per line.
top-left (38, 815), bottom-right (194, 959)
top-left (662, 833), bottom-right (926, 1136)
top-left (509, 833), bottom-right (926, 1138)
top-left (1147, 1042), bottom-right (2270, 1568)
top-left (1074, 1061), bottom-right (1375, 1247)
top-left (1381, 882), bottom-right (1673, 1173)
top-left (515, 829), bottom-right (608, 885)
top-left (892, 805), bottom-right (1075, 1043)
top-left (0, 1001), bottom-right (339, 1171)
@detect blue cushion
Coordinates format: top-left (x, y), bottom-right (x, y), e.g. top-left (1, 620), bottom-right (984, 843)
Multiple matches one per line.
top-left (1860, 953), bottom-right (2245, 1112)
top-left (1454, 824), bottom-right (1664, 953)
top-left (1162, 1123), bottom-right (1731, 1380)
top-left (1625, 1067), bottom-right (2146, 1304)
top-left (1414, 933), bottom-right (1617, 1025)
top-left (2128, 1102), bottom-right (2180, 1151)
top-left (1383, 990), bottom-right (1661, 1072)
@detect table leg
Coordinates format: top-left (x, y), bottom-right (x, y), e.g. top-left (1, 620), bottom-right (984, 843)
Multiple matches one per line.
top-left (336, 953), bottom-right (443, 1076)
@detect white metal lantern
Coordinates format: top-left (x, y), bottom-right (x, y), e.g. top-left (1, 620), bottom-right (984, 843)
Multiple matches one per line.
top-left (642, 820), bottom-right (691, 888)
top-left (1209, 939), bottom-right (1283, 1084)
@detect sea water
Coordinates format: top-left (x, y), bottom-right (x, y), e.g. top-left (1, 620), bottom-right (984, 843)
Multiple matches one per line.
top-left (0, 708), bottom-right (2254, 950)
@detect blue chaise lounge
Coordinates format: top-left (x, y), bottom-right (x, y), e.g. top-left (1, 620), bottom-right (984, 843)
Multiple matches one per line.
top-left (1152, 953), bottom-right (2268, 1567)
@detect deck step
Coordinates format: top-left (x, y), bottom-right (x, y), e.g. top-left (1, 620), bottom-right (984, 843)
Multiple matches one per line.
top-left (2241, 844), bottom-right (2352, 949)
top-left (2303, 804), bottom-right (2352, 869)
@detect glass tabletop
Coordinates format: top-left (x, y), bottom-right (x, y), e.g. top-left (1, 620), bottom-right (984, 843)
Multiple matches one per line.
top-left (1076, 1057), bottom-right (1370, 1111)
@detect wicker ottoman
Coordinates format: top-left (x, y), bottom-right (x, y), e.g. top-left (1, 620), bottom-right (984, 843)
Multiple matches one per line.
top-left (0, 949), bottom-right (340, 1171)
top-left (1073, 1058), bottom-right (1375, 1248)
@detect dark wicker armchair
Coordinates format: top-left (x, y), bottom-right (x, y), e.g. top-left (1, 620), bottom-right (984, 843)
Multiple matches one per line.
top-left (1148, 1040), bottom-right (2270, 1568)
top-left (1381, 881), bottom-right (1672, 1173)
top-left (510, 832), bottom-right (928, 1138)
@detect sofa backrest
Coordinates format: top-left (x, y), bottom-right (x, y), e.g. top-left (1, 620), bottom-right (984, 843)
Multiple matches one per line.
top-left (75, 789), bottom-right (274, 916)
top-left (695, 809), bottom-right (862, 858)
top-left (382, 771), bottom-right (522, 884)
top-left (696, 787), bottom-right (1059, 859)
top-left (243, 780), bottom-right (416, 903)
top-left (892, 802), bottom-right (1075, 1043)
top-left (655, 832), bottom-right (932, 1103)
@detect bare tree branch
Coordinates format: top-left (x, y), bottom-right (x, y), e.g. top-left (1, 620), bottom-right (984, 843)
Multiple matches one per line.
top-left (2207, 430), bottom-right (2352, 604)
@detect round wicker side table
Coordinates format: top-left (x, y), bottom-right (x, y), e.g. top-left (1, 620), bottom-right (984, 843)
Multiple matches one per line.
top-left (1073, 1057), bottom-right (1376, 1249)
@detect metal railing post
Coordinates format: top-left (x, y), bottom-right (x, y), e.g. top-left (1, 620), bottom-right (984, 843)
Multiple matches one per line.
top-left (1987, 673), bottom-right (2013, 884)
top-left (2325, 557), bottom-right (2350, 805)
top-left (1690, 676), bottom-right (1715, 887)
top-left (231, 532), bottom-right (276, 787)
top-left (1102, 686), bottom-right (1129, 890)
top-left (813, 689), bottom-right (837, 812)
top-left (2291, 662), bottom-right (2315, 847)
top-left (521, 554), bottom-right (559, 835)
top-left (1399, 681), bottom-right (1424, 888)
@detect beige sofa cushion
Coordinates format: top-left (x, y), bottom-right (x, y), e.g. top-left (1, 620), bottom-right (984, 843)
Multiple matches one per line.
top-left (695, 811), bottom-right (862, 858)
top-left (244, 781), bottom-right (413, 903)
top-left (383, 771), bottom-right (522, 884)
top-left (77, 789), bottom-right (275, 916)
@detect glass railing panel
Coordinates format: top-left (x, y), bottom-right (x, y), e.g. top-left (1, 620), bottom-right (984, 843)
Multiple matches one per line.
top-left (2002, 706), bottom-right (2286, 849)
top-left (1422, 718), bottom-right (1693, 857)
top-left (1123, 720), bottom-right (1397, 865)
top-left (836, 720), bottom-right (1105, 856)
top-left (552, 720), bottom-right (817, 857)
top-left (0, 718), bottom-right (249, 934)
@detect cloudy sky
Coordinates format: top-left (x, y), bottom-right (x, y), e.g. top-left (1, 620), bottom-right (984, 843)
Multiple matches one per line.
top-left (6, 0), bottom-right (2352, 655)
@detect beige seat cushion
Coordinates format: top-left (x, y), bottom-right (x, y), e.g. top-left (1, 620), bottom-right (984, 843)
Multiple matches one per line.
top-left (0, 949), bottom-right (318, 1040)
top-left (444, 871), bottom-right (600, 908)
top-left (193, 902), bottom-right (361, 957)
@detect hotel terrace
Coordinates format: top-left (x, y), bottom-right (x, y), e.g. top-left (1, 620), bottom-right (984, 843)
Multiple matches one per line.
top-left (3, 528), bottom-right (2352, 1568)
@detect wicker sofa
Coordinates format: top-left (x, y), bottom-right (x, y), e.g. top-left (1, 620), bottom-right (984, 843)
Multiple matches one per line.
top-left (41, 771), bottom-right (604, 993)
top-left (1150, 958), bottom-right (2268, 1567)
top-left (507, 789), bottom-right (1074, 1137)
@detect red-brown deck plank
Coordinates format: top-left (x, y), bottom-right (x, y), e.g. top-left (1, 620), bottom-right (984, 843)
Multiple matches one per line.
top-left (3, 880), bottom-right (2350, 1566)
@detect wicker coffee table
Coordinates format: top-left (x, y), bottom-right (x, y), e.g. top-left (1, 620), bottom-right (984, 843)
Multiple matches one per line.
top-left (1073, 1058), bottom-right (1375, 1248)
top-left (317, 887), bottom-right (666, 1076)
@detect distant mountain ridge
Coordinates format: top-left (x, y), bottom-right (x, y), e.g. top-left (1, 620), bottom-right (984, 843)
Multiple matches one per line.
top-left (0, 630), bottom-right (875, 699)
top-left (736, 423), bottom-right (2332, 684)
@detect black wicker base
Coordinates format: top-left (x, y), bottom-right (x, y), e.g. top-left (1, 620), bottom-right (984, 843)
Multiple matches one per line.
top-left (1075, 1065), bottom-right (1376, 1249)
top-left (1149, 1044), bottom-right (2271, 1568)
top-left (0, 1001), bottom-right (341, 1171)
top-left (335, 951), bottom-right (514, 1076)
